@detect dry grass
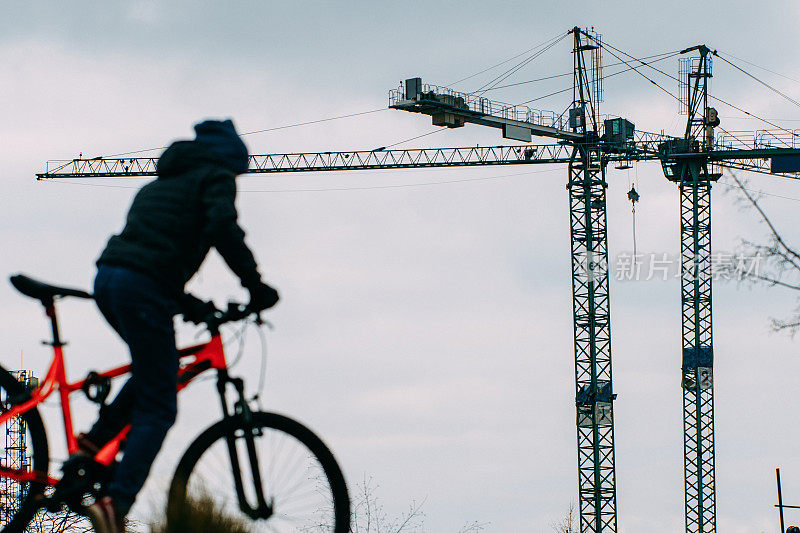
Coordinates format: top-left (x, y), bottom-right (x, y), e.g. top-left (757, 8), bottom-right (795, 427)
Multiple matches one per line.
top-left (150, 492), bottom-right (252, 533)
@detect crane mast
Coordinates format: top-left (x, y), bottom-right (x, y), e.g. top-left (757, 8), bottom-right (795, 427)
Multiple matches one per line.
top-left (35, 28), bottom-right (800, 533)
top-left (566, 28), bottom-right (618, 532)
top-left (661, 44), bottom-right (718, 533)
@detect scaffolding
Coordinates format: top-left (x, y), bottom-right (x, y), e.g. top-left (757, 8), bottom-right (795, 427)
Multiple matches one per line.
top-left (0, 370), bottom-right (35, 527)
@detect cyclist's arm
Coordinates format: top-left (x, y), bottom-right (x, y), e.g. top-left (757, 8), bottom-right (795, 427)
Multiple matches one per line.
top-left (201, 171), bottom-right (263, 289)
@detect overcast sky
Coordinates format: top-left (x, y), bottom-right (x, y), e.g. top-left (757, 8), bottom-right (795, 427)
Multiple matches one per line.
top-left (3, 1), bottom-right (800, 531)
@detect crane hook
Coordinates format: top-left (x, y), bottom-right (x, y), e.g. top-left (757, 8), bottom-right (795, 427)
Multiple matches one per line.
top-left (627, 185), bottom-right (639, 205)
top-left (627, 184), bottom-right (640, 260)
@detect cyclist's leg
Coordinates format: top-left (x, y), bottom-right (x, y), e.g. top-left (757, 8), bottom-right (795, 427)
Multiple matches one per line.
top-left (81, 268), bottom-right (135, 449)
top-left (91, 265), bottom-right (179, 514)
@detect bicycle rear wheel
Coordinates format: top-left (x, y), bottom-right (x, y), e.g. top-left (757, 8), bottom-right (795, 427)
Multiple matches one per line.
top-left (169, 411), bottom-right (350, 533)
top-left (0, 366), bottom-right (49, 533)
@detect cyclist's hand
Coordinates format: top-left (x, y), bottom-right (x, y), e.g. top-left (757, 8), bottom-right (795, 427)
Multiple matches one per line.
top-left (180, 293), bottom-right (217, 324)
top-left (246, 282), bottom-right (279, 312)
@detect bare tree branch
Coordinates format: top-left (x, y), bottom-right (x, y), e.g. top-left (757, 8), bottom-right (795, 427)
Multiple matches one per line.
top-left (771, 318), bottom-right (800, 337)
top-left (551, 501), bottom-right (578, 533)
top-left (392, 498), bottom-right (426, 533)
top-left (749, 273), bottom-right (800, 291)
top-left (316, 473), bottom-right (485, 532)
top-left (25, 509), bottom-right (93, 533)
top-left (458, 520), bottom-right (489, 532)
top-left (343, 475), bottom-right (425, 533)
top-left (725, 169), bottom-right (800, 335)
top-left (728, 172), bottom-right (800, 266)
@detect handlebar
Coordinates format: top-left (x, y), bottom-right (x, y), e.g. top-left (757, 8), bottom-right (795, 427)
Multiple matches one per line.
top-left (198, 301), bottom-right (264, 334)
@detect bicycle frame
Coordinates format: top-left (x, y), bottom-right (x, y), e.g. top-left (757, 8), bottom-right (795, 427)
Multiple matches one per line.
top-left (0, 300), bottom-right (231, 488)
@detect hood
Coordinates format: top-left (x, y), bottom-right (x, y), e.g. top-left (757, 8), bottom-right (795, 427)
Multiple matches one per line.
top-left (156, 140), bottom-right (240, 178)
top-left (193, 119), bottom-right (249, 173)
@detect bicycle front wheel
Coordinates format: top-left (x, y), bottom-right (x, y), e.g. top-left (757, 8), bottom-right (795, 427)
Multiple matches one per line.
top-left (169, 411), bottom-right (350, 533)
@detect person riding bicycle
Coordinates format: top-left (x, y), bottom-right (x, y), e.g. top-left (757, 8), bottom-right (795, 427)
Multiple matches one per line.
top-left (76, 119), bottom-right (279, 533)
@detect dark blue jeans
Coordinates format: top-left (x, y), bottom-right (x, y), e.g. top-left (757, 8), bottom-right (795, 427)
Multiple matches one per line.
top-left (86, 265), bottom-right (178, 512)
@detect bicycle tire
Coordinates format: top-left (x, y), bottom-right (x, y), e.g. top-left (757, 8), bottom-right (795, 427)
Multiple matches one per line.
top-left (0, 365), bottom-right (50, 533)
top-left (169, 411), bottom-right (350, 533)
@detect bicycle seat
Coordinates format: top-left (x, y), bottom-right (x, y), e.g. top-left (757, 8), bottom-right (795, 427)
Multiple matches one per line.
top-left (9, 274), bottom-right (92, 304)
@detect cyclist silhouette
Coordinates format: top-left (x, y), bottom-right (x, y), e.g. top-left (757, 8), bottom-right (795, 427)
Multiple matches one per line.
top-left (78, 119), bottom-right (279, 532)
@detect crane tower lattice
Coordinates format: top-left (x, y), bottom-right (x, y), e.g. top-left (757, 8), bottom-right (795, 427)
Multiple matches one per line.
top-left (0, 370), bottom-right (35, 527)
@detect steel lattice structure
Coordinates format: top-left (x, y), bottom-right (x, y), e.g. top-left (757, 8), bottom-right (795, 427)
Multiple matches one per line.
top-left (679, 177), bottom-right (716, 532)
top-left (0, 370), bottom-right (32, 527)
top-left (663, 153), bottom-right (718, 531)
top-left (36, 136), bottom-right (800, 181)
top-left (568, 145), bottom-right (617, 531)
top-left (567, 29), bottom-right (618, 531)
top-left (661, 45), bottom-right (719, 532)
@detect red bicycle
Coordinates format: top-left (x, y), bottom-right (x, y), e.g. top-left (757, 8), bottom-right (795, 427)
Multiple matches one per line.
top-left (0, 274), bottom-right (350, 532)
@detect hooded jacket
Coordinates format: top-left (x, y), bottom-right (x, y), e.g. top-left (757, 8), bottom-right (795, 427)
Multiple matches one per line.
top-left (96, 140), bottom-right (261, 297)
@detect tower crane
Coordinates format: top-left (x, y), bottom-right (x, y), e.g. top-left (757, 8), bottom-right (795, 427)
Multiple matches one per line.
top-left (36, 27), bottom-right (800, 533)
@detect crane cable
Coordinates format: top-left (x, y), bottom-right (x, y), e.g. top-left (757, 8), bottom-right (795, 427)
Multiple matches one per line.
top-left (516, 51), bottom-right (681, 107)
top-left (471, 33), bottom-right (568, 94)
top-left (583, 36), bottom-right (684, 105)
top-left (595, 35), bottom-right (800, 138)
top-left (446, 32), bottom-right (567, 88)
top-left (240, 108), bottom-right (388, 136)
top-left (716, 51), bottom-right (800, 85)
top-left (715, 52), bottom-right (800, 110)
top-left (101, 108), bottom-right (390, 158)
top-left (471, 33), bottom-right (569, 96)
top-left (486, 50), bottom-right (679, 93)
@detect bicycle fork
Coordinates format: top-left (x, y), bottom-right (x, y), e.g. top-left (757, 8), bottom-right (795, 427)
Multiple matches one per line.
top-left (216, 372), bottom-right (272, 520)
